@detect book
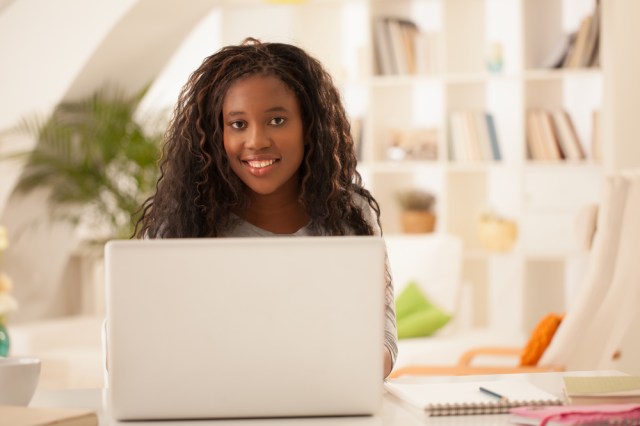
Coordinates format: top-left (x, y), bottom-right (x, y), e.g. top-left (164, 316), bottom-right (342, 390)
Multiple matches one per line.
top-left (448, 110), bottom-right (468, 161)
top-left (581, 0), bottom-right (601, 68)
top-left (484, 112), bottom-right (501, 161)
top-left (373, 17), bottom-right (394, 75)
top-left (551, 109), bottom-right (585, 161)
top-left (510, 403), bottom-right (640, 425)
top-left (526, 110), bottom-right (547, 160)
top-left (536, 110), bottom-right (563, 161)
top-left (463, 110), bottom-right (482, 161)
top-left (0, 406), bottom-right (98, 426)
top-left (563, 14), bottom-right (593, 68)
top-left (398, 18), bottom-right (419, 74)
top-left (384, 380), bottom-right (563, 416)
top-left (386, 18), bottom-right (408, 75)
top-left (563, 375), bottom-right (640, 405)
top-left (474, 111), bottom-right (492, 161)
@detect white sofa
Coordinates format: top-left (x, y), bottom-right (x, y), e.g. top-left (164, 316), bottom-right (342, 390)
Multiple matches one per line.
top-left (385, 234), bottom-right (526, 371)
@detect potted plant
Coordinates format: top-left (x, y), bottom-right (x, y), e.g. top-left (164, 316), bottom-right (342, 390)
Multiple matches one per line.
top-left (2, 85), bottom-right (163, 245)
top-left (396, 189), bottom-right (437, 233)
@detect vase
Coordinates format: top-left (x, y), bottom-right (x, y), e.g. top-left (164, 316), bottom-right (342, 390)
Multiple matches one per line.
top-left (401, 210), bottom-right (436, 234)
top-left (477, 217), bottom-right (518, 252)
top-left (0, 322), bottom-right (9, 357)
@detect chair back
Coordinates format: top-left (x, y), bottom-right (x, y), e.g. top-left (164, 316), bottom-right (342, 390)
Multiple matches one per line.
top-left (540, 170), bottom-right (640, 370)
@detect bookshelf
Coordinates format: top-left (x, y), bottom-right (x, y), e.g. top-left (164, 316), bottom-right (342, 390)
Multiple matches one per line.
top-left (197, 0), bottom-right (604, 334)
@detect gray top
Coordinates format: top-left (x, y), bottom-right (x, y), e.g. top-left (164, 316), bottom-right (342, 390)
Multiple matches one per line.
top-left (223, 203), bottom-right (398, 368)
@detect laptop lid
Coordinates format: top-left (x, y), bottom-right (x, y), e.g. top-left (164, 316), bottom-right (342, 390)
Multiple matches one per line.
top-left (105, 236), bottom-right (385, 420)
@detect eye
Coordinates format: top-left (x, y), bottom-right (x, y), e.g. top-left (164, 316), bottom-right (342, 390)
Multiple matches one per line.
top-left (229, 120), bottom-right (246, 130)
top-left (270, 117), bottom-right (286, 126)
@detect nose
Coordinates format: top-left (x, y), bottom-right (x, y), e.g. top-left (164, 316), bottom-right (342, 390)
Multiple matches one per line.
top-left (245, 125), bottom-right (271, 150)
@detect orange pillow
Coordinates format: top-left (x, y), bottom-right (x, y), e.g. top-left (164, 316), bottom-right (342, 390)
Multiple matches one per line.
top-left (519, 313), bottom-right (564, 367)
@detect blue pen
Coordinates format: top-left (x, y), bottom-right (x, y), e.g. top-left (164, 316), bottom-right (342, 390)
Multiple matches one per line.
top-left (479, 386), bottom-right (509, 402)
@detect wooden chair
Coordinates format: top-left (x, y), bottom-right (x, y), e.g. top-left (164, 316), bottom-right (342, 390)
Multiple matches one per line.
top-left (390, 170), bottom-right (640, 378)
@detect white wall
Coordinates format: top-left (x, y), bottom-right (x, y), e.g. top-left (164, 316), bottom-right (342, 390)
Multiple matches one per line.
top-left (602, 0), bottom-right (640, 172)
top-left (0, 0), bottom-right (136, 322)
top-left (0, 0), bottom-right (135, 212)
top-left (0, 0), bottom-right (219, 322)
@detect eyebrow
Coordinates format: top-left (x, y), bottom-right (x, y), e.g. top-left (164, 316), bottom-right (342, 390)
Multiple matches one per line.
top-left (225, 106), bottom-right (289, 117)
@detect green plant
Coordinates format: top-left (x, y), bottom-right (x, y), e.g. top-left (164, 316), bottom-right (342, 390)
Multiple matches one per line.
top-left (396, 189), bottom-right (436, 212)
top-left (2, 86), bottom-right (163, 242)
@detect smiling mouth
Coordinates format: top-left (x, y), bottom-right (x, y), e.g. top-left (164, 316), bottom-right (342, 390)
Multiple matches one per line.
top-left (244, 159), bottom-right (279, 169)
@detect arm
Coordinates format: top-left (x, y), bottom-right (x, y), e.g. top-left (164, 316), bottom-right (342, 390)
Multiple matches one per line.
top-left (384, 347), bottom-right (393, 378)
top-left (357, 195), bottom-right (398, 379)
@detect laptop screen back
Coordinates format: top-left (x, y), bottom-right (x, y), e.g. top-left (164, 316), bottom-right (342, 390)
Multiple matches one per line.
top-left (105, 236), bottom-right (385, 420)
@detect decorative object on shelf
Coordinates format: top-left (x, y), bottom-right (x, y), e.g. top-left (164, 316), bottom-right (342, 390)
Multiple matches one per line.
top-left (477, 211), bottom-right (518, 252)
top-left (396, 189), bottom-right (437, 234)
top-left (0, 225), bottom-right (18, 357)
top-left (386, 128), bottom-right (438, 161)
top-left (1, 86), bottom-right (163, 244)
top-left (486, 41), bottom-right (504, 73)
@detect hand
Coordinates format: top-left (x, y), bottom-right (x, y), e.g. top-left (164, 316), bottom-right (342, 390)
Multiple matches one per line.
top-left (383, 347), bottom-right (392, 378)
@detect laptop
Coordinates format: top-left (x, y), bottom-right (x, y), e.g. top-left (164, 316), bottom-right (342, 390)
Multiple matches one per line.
top-left (104, 236), bottom-right (385, 420)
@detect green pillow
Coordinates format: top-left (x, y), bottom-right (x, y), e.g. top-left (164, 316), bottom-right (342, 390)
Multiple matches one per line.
top-left (396, 281), bottom-right (452, 339)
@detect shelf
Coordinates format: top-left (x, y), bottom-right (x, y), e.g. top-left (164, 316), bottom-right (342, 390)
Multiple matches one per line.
top-left (522, 68), bottom-right (601, 81)
top-left (215, 0), bottom-right (605, 334)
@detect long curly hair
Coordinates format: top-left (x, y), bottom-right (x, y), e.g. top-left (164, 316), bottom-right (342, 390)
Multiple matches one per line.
top-left (134, 38), bottom-right (381, 238)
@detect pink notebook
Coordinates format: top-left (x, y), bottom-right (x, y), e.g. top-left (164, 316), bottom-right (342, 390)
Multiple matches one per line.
top-left (510, 403), bottom-right (640, 425)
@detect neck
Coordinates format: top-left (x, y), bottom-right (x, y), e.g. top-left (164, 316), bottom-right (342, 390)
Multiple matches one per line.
top-left (242, 184), bottom-right (309, 234)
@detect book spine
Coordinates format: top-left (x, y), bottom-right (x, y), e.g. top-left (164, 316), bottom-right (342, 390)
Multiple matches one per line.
top-left (485, 113), bottom-right (501, 161)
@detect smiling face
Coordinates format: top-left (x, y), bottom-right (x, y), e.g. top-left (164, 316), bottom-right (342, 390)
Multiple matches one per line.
top-left (222, 74), bottom-right (305, 202)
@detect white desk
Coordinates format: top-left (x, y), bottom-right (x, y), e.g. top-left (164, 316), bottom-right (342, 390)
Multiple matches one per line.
top-left (29, 371), bottom-right (623, 425)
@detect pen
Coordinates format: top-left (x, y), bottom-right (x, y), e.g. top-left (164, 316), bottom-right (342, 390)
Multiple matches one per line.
top-left (479, 386), bottom-right (509, 402)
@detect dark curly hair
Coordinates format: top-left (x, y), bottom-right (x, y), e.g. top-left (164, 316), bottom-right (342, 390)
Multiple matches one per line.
top-left (134, 38), bottom-right (381, 238)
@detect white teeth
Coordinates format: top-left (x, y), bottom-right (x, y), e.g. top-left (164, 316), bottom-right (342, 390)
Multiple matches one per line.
top-left (246, 159), bottom-right (276, 168)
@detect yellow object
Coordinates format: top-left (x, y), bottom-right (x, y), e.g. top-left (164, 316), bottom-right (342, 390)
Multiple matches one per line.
top-left (477, 216), bottom-right (518, 252)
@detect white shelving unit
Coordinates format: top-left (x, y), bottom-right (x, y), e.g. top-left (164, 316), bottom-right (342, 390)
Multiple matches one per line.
top-left (206, 0), bottom-right (604, 334)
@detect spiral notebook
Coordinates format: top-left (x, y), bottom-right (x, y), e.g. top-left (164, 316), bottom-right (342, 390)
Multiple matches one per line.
top-left (385, 380), bottom-right (563, 416)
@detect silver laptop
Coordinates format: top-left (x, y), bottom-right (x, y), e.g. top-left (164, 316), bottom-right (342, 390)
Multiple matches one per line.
top-left (104, 236), bottom-right (385, 421)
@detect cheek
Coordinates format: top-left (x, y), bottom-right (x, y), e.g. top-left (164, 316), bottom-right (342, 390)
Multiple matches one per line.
top-left (222, 132), bottom-right (235, 157)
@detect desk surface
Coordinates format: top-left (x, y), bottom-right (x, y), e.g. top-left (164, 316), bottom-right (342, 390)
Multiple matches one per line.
top-left (30, 371), bottom-right (623, 425)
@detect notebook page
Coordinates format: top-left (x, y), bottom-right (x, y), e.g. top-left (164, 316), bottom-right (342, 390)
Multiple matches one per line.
top-left (385, 380), bottom-right (562, 416)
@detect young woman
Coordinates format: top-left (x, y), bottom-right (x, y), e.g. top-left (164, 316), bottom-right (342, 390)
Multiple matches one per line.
top-left (135, 38), bottom-right (398, 377)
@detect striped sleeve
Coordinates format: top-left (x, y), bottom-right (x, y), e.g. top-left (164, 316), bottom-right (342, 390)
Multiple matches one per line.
top-left (359, 198), bottom-right (398, 369)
